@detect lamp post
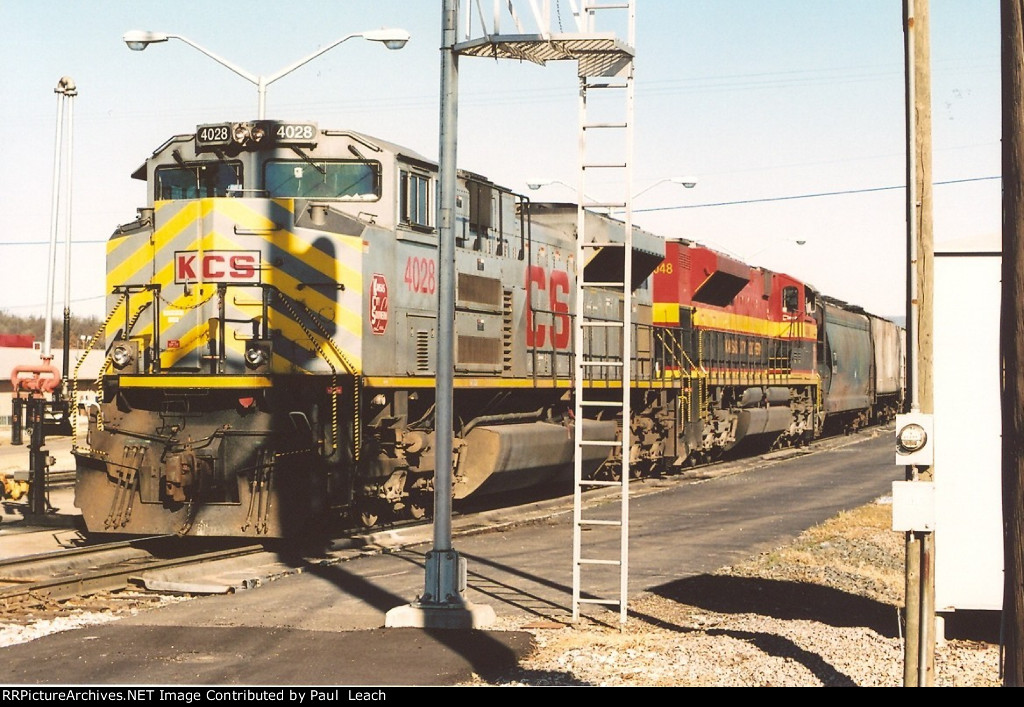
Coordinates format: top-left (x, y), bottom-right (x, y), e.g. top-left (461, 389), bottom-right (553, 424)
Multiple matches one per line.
top-left (747, 238), bottom-right (807, 261)
top-left (527, 175), bottom-right (697, 205)
top-left (526, 178), bottom-right (574, 192)
top-left (123, 28), bottom-right (410, 119)
top-left (629, 175), bottom-right (698, 200)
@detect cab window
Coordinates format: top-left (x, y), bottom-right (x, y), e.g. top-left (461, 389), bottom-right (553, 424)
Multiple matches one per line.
top-left (782, 285), bottom-right (799, 313)
top-left (155, 162), bottom-right (242, 199)
top-left (264, 160), bottom-right (380, 200)
top-left (401, 170), bottom-right (432, 229)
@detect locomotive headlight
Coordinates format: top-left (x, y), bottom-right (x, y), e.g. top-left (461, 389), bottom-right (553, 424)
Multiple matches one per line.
top-left (111, 344), bottom-right (134, 369)
top-left (896, 423), bottom-right (927, 454)
top-left (232, 122), bottom-right (251, 144)
top-left (244, 344), bottom-right (269, 369)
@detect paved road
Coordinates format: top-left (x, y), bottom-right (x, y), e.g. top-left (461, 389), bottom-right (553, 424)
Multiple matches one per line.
top-left (0, 428), bottom-right (901, 686)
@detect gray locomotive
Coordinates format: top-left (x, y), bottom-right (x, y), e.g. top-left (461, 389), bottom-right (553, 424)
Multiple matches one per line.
top-left (71, 120), bottom-right (903, 538)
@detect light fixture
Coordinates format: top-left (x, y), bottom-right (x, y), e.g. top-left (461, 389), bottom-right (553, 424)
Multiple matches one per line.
top-left (123, 30), bottom-right (169, 51)
top-left (526, 178), bottom-right (560, 191)
top-left (123, 28), bottom-right (411, 119)
top-left (111, 343), bottom-right (136, 370)
top-left (244, 344), bottom-right (269, 369)
top-left (631, 176), bottom-right (700, 201)
top-left (669, 176), bottom-right (698, 189)
top-left (361, 28), bottom-right (411, 50)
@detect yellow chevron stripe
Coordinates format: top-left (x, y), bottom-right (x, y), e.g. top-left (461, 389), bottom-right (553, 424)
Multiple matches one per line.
top-left (107, 237), bottom-right (154, 292)
top-left (264, 228), bottom-right (362, 292)
top-left (159, 318), bottom-right (211, 368)
top-left (271, 315), bottom-right (362, 371)
top-left (109, 203), bottom-right (204, 287)
top-left (106, 232), bottom-right (137, 261)
top-left (208, 199), bottom-right (362, 337)
top-left (106, 198), bottom-right (363, 374)
top-left (167, 201), bottom-right (361, 338)
top-left (264, 267), bottom-right (361, 340)
top-left (209, 198), bottom-right (277, 231)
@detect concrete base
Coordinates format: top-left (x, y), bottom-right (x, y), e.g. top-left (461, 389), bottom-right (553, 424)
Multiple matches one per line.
top-left (385, 547), bottom-right (496, 628)
top-left (384, 601), bottom-right (497, 629)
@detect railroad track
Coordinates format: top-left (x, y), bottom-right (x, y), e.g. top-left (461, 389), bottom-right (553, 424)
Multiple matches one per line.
top-left (0, 537), bottom-right (267, 605)
top-left (0, 427), bottom-right (890, 613)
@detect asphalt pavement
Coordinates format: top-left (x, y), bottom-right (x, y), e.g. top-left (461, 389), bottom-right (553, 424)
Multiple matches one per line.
top-left (0, 429), bottom-right (902, 687)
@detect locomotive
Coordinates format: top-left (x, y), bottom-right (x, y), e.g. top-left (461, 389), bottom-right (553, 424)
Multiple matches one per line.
top-left (71, 120), bottom-right (904, 538)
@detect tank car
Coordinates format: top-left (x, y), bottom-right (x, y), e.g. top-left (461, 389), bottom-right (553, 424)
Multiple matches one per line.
top-left (71, 119), bottom-right (904, 539)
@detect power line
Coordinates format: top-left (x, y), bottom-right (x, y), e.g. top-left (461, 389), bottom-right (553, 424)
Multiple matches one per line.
top-left (636, 176), bottom-right (999, 212)
top-left (0, 239), bottom-right (108, 247)
top-left (1, 294), bottom-right (106, 311)
top-left (0, 176), bottom-right (1001, 247)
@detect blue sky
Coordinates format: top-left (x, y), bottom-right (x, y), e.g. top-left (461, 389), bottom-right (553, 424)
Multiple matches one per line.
top-left (0, 1), bottom-right (1001, 321)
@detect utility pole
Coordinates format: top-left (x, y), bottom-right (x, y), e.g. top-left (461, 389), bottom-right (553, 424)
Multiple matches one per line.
top-left (902, 0), bottom-right (935, 687)
top-left (1000, 0), bottom-right (1024, 686)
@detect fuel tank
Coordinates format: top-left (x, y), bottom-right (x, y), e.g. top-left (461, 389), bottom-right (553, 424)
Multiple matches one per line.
top-left (454, 419), bottom-right (618, 499)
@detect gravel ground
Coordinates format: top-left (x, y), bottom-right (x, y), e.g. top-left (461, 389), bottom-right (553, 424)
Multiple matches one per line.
top-left (461, 497), bottom-right (1004, 687)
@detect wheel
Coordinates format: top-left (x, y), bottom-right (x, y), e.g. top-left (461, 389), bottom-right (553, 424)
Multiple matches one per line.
top-left (408, 496), bottom-right (430, 521)
top-left (358, 502), bottom-right (381, 528)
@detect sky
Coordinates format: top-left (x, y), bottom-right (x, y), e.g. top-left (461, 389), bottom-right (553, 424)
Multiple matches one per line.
top-left (0, 1), bottom-right (1001, 322)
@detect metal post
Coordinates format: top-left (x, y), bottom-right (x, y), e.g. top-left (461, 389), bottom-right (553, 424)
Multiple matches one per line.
top-left (27, 398), bottom-right (50, 517)
top-left (11, 398), bottom-right (24, 446)
top-left (385, 0), bottom-right (494, 629)
top-left (61, 80), bottom-right (75, 402)
top-left (432, 0), bottom-right (458, 570)
top-left (43, 83), bottom-right (65, 362)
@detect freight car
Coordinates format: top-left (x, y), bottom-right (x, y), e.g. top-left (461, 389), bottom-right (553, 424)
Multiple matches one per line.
top-left (71, 120), bottom-right (903, 538)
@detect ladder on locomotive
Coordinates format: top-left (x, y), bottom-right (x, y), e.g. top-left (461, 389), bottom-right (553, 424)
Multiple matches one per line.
top-left (452, 0), bottom-right (637, 626)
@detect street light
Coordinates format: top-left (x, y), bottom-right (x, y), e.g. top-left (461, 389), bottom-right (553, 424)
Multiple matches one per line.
top-left (747, 238), bottom-right (807, 261)
top-left (526, 178), bottom-right (572, 192)
top-left (123, 28), bottom-right (411, 119)
top-left (526, 175), bottom-right (698, 203)
top-left (525, 178), bottom-right (595, 201)
top-left (630, 175), bottom-right (698, 200)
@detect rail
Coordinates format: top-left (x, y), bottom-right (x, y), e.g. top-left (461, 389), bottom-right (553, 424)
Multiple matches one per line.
top-left (0, 537), bottom-right (264, 604)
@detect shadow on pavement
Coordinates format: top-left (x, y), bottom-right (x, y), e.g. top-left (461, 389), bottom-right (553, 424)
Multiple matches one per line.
top-left (650, 573), bottom-right (902, 638)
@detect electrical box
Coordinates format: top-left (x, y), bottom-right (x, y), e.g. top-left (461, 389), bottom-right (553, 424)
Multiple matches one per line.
top-left (894, 412), bottom-right (933, 467)
top-left (891, 480), bottom-right (935, 532)
top-left (932, 236), bottom-right (1003, 612)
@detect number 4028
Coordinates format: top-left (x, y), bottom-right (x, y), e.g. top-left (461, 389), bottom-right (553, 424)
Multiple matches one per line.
top-left (404, 256), bottom-right (436, 294)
